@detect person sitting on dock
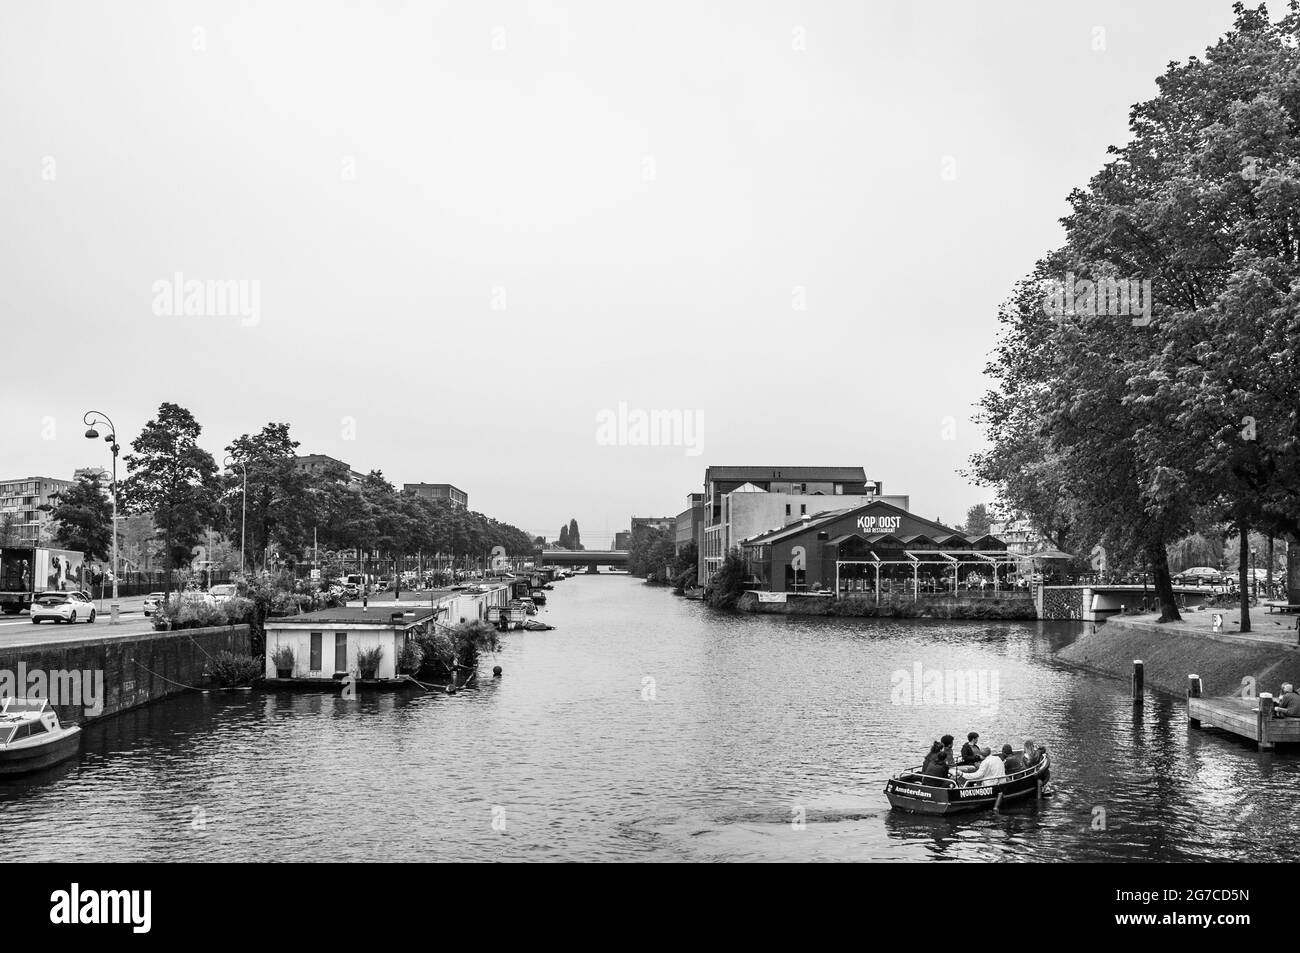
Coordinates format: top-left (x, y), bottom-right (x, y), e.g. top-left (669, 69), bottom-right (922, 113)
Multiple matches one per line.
top-left (957, 747), bottom-right (1004, 786)
top-left (1001, 743), bottom-right (1027, 774)
top-left (1274, 684), bottom-right (1300, 718)
top-left (959, 732), bottom-right (983, 765)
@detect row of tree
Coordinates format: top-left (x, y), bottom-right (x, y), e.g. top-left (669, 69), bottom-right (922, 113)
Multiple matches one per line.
top-left (40, 402), bottom-right (537, 590)
top-left (971, 4), bottom-right (1300, 630)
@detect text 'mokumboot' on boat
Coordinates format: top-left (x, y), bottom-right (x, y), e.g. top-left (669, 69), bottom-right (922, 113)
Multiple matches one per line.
top-left (884, 751), bottom-right (1051, 815)
top-left (0, 697), bottom-right (82, 776)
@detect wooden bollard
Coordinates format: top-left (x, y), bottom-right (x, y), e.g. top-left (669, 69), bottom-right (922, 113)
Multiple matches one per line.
top-left (1132, 660), bottom-right (1144, 703)
top-left (1188, 674), bottom-right (1202, 728)
top-left (1258, 693), bottom-right (1275, 751)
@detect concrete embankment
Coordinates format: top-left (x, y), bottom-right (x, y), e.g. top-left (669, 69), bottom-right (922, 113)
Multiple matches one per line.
top-left (1055, 616), bottom-right (1300, 697)
top-left (0, 624), bottom-right (250, 726)
top-left (735, 591), bottom-right (1037, 620)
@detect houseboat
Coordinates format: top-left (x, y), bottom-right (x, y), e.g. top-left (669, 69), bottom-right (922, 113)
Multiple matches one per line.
top-left (0, 697), bottom-right (82, 775)
top-left (263, 606), bottom-right (437, 690)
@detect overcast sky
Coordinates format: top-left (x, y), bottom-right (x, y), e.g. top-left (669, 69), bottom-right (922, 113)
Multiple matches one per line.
top-left (1, 0), bottom-right (1242, 544)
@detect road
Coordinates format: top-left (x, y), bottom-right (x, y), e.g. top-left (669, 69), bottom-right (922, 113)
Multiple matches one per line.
top-left (0, 594), bottom-right (159, 646)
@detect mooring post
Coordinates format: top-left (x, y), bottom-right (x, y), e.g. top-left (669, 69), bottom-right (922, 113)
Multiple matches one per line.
top-left (1132, 659), bottom-right (1144, 703)
top-left (1258, 693), bottom-right (1275, 751)
top-left (1188, 674), bottom-right (1202, 728)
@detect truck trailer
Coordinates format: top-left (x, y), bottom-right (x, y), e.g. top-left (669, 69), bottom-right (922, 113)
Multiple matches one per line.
top-left (0, 547), bottom-right (87, 614)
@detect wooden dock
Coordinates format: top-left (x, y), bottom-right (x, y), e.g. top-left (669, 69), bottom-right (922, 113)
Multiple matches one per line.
top-left (1186, 674), bottom-right (1300, 749)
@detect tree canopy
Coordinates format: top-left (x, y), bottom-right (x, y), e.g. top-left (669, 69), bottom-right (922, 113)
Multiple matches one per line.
top-left (972, 3), bottom-right (1300, 626)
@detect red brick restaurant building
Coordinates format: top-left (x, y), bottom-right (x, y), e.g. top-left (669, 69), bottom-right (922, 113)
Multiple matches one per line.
top-left (740, 500), bottom-right (1017, 596)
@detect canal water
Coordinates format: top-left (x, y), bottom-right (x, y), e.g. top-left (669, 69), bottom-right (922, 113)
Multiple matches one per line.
top-left (2, 575), bottom-right (1296, 861)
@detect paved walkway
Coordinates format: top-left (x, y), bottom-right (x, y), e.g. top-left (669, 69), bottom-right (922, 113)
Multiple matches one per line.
top-left (1108, 607), bottom-right (1300, 650)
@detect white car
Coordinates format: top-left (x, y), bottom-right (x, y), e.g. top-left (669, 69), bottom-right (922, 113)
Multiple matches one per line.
top-left (142, 592), bottom-right (166, 616)
top-left (30, 591), bottom-right (96, 625)
top-left (208, 584), bottom-right (238, 603)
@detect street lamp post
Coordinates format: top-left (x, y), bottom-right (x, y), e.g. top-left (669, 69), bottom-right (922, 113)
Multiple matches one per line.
top-left (83, 411), bottom-right (120, 624)
top-left (223, 455), bottom-right (247, 577)
top-left (1251, 547), bottom-right (1258, 598)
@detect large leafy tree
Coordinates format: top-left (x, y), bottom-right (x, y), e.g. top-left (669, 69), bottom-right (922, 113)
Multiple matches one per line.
top-left (224, 423), bottom-right (315, 569)
top-left (974, 4), bottom-right (1300, 623)
top-left (39, 472), bottom-right (113, 561)
top-left (120, 403), bottom-right (221, 592)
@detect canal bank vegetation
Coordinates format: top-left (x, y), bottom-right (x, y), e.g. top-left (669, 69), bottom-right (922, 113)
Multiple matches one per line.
top-left (208, 651), bottom-right (263, 687)
top-left (413, 619), bottom-right (500, 678)
top-left (970, 5), bottom-right (1300, 630)
top-left (627, 526), bottom-right (697, 589)
top-left (706, 551), bottom-right (750, 610)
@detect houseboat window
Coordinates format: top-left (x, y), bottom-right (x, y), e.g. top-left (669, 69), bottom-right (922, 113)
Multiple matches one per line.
top-left (0, 726), bottom-right (14, 745)
top-left (310, 632), bottom-right (323, 671)
top-left (335, 633), bottom-right (347, 673)
top-left (27, 719), bottom-right (47, 734)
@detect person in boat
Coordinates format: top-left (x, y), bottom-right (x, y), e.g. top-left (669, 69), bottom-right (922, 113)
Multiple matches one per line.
top-left (921, 748), bottom-right (951, 781)
top-left (959, 732), bottom-right (983, 765)
top-left (957, 746), bottom-right (1004, 786)
top-left (1024, 740), bottom-right (1045, 767)
top-left (921, 741), bottom-right (944, 773)
top-left (1274, 684), bottom-right (1300, 718)
top-left (940, 734), bottom-right (955, 764)
top-left (1001, 743), bottom-right (1027, 774)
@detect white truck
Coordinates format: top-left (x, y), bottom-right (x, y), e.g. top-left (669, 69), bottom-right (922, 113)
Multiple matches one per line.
top-left (0, 546), bottom-right (87, 614)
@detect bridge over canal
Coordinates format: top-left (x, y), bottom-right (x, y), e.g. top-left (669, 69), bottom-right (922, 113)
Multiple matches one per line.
top-left (542, 549), bottom-right (629, 572)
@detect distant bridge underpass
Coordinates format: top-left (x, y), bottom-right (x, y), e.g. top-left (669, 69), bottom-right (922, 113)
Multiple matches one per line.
top-left (542, 549), bottom-right (629, 571)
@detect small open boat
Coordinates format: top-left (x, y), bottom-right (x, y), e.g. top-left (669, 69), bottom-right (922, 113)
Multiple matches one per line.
top-left (884, 751), bottom-right (1050, 815)
top-left (522, 619), bottom-right (554, 631)
top-left (529, 589), bottom-right (547, 604)
top-left (0, 698), bottom-right (82, 776)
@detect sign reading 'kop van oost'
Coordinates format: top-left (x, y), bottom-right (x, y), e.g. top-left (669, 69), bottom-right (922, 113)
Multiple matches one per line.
top-left (856, 515), bottom-right (903, 533)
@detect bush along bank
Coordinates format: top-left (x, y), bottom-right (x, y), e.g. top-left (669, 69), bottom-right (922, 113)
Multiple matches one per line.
top-left (735, 591), bottom-right (1038, 620)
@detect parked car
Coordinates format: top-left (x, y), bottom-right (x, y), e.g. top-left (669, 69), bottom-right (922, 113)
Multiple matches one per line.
top-left (208, 584), bottom-right (238, 603)
top-left (30, 591), bottom-right (96, 625)
top-left (142, 592), bottom-right (165, 617)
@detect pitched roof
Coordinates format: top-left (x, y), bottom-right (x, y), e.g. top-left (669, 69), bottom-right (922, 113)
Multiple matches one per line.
top-left (739, 500), bottom-right (963, 547)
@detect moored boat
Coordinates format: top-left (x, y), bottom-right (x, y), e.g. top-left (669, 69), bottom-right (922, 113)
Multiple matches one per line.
top-left (529, 589), bottom-right (547, 604)
top-left (884, 751), bottom-right (1051, 815)
top-left (0, 698), bottom-right (82, 776)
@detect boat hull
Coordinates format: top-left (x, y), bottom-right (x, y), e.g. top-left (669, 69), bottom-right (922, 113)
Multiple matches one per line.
top-left (885, 755), bottom-right (1050, 816)
top-left (0, 726), bottom-right (81, 776)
